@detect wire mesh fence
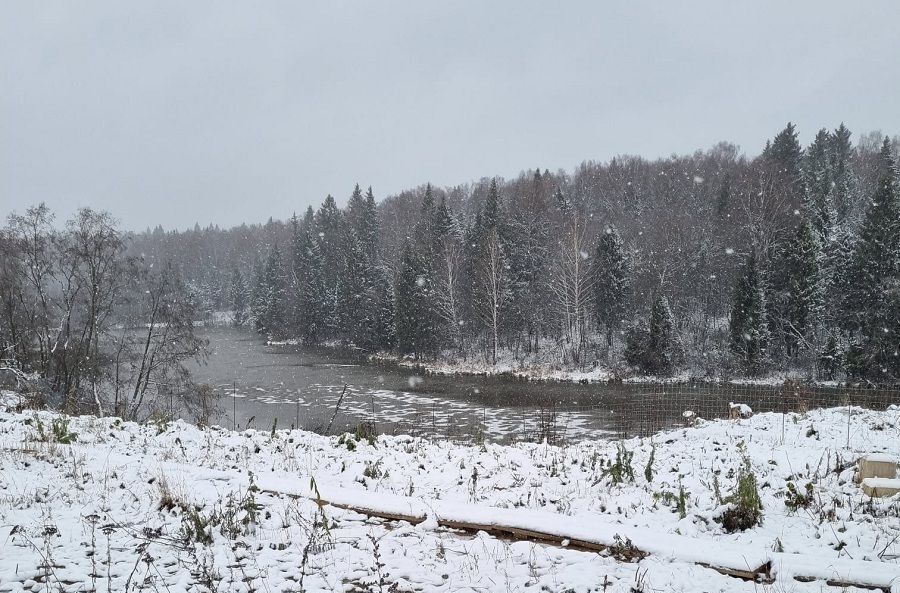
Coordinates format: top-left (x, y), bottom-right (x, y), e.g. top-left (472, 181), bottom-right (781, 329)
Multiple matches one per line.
top-left (310, 381), bottom-right (900, 458)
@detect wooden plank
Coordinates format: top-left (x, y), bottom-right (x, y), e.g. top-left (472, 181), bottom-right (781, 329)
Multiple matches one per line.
top-left (265, 486), bottom-right (771, 583)
top-left (265, 485), bottom-right (898, 590)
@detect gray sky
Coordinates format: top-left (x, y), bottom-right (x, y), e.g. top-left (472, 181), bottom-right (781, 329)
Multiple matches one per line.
top-left (3, 1), bottom-right (899, 230)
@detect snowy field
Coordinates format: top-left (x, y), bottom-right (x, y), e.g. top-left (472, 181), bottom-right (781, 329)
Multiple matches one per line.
top-left (1, 392), bottom-right (899, 592)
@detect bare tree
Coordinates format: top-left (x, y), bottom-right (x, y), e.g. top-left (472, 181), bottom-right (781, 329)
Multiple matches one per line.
top-left (477, 228), bottom-right (505, 365)
top-left (549, 213), bottom-right (594, 365)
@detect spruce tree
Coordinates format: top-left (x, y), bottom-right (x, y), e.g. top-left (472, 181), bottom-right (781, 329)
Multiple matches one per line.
top-left (829, 123), bottom-right (855, 224)
top-left (843, 138), bottom-right (900, 378)
top-left (315, 194), bottom-right (343, 339)
top-left (361, 186), bottom-right (379, 254)
top-left (395, 187), bottom-right (448, 359)
top-left (336, 230), bottom-right (368, 346)
top-left (646, 295), bottom-right (678, 376)
top-left (369, 264), bottom-right (396, 352)
top-left (255, 244), bottom-right (287, 336)
top-left (229, 267), bottom-right (247, 326)
top-left (729, 251), bottom-right (770, 374)
top-left (296, 230), bottom-right (326, 344)
top-left (395, 239), bottom-right (433, 357)
top-left (804, 129), bottom-right (835, 242)
top-left (471, 179), bottom-right (507, 363)
top-left (593, 226), bottom-right (629, 347)
top-left (783, 220), bottom-right (823, 358)
top-left (766, 122), bottom-right (807, 222)
top-left (716, 175), bottom-right (731, 218)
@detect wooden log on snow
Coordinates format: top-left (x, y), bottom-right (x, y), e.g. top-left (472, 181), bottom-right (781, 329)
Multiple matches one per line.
top-left (258, 479), bottom-right (900, 591)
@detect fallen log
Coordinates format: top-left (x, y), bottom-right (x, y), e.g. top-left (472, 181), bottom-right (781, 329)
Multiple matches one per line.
top-left (258, 477), bottom-right (772, 583)
top-left (257, 476), bottom-right (900, 592)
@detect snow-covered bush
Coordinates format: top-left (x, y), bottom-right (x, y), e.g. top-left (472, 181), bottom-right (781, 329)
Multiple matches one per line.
top-left (719, 454), bottom-right (763, 532)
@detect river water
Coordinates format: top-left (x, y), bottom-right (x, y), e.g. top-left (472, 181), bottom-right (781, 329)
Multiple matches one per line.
top-left (187, 328), bottom-right (881, 443)
top-left (185, 328), bottom-right (652, 442)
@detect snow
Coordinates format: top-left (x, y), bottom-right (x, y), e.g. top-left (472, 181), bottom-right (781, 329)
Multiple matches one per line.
top-left (866, 452), bottom-right (897, 463)
top-left (862, 477), bottom-right (900, 489)
top-left (729, 402), bottom-right (753, 417)
top-left (1, 400), bottom-right (899, 592)
top-left (0, 390), bottom-right (21, 409)
top-left (369, 348), bottom-right (847, 388)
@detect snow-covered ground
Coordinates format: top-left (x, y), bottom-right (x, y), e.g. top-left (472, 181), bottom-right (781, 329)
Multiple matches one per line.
top-left (1, 391), bottom-right (899, 592)
top-left (369, 349), bottom-right (828, 387)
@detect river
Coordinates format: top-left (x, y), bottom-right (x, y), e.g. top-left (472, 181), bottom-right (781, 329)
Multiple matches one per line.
top-left (186, 328), bottom-right (883, 443)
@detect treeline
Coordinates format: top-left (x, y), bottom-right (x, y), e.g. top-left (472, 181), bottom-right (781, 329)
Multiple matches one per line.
top-left (0, 206), bottom-right (208, 419)
top-left (128, 124), bottom-right (899, 381)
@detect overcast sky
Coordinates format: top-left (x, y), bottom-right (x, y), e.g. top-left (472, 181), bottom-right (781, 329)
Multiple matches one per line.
top-left (2, 1), bottom-right (899, 231)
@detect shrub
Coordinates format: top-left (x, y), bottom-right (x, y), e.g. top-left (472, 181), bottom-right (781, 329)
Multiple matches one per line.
top-left (602, 444), bottom-right (635, 485)
top-left (607, 535), bottom-right (647, 562)
top-left (644, 444), bottom-right (655, 483)
top-left (784, 481), bottom-right (814, 511)
top-left (720, 457), bottom-right (762, 532)
top-left (34, 415), bottom-right (78, 444)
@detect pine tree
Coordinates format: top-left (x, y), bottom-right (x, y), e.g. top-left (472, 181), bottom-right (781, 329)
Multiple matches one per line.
top-left (593, 226), bottom-right (629, 347)
top-left (730, 251), bottom-right (770, 374)
top-left (229, 267), bottom-right (248, 326)
top-left (843, 138), bottom-right (900, 379)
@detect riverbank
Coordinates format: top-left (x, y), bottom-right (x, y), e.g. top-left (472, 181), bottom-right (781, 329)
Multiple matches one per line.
top-left (2, 391), bottom-right (898, 592)
top-left (264, 328), bottom-right (834, 387)
top-left (368, 350), bottom-right (837, 387)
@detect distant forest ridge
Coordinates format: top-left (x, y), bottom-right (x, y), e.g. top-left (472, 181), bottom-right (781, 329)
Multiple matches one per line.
top-left (5, 123), bottom-right (900, 392)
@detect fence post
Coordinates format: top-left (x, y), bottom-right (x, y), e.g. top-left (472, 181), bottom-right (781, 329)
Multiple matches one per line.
top-left (846, 393), bottom-right (852, 450)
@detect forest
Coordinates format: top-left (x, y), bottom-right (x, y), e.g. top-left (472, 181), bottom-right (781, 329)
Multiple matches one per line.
top-left (4, 123), bottom-right (900, 398)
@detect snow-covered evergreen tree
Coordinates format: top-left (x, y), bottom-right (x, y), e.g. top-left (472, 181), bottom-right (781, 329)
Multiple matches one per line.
top-left (783, 220), bottom-right (823, 359)
top-left (829, 123), bottom-right (855, 224)
top-left (729, 251), bottom-right (769, 374)
top-left (315, 194), bottom-right (343, 339)
top-left (254, 244), bottom-right (287, 336)
top-left (593, 226), bottom-right (629, 347)
top-left (646, 295), bottom-right (678, 376)
top-left (804, 129), bottom-right (836, 242)
top-left (229, 267), bottom-right (248, 326)
top-left (843, 138), bottom-right (900, 378)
